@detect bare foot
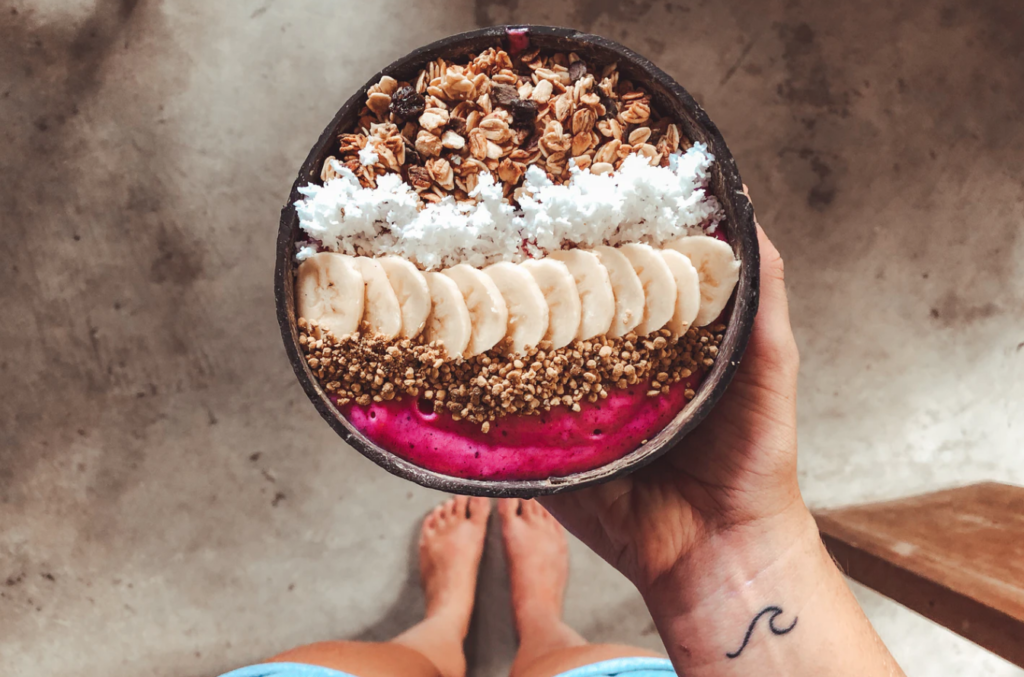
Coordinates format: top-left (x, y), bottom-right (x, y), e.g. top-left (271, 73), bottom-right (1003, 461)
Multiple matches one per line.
top-left (499, 499), bottom-right (571, 633)
top-left (419, 496), bottom-right (491, 637)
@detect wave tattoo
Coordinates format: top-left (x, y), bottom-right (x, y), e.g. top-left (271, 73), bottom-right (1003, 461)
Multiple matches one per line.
top-left (725, 606), bottom-right (798, 659)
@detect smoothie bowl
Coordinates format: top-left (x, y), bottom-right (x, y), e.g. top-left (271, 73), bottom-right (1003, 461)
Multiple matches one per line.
top-left (275, 26), bottom-right (759, 497)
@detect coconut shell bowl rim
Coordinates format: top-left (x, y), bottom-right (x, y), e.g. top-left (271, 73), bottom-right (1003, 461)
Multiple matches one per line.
top-left (274, 25), bottom-right (760, 498)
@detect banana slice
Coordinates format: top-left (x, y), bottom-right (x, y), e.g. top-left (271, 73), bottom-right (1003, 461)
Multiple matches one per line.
top-left (443, 264), bottom-right (509, 357)
top-left (666, 236), bottom-right (740, 326)
top-left (520, 259), bottom-right (582, 349)
top-left (593, 245), bottom-right (645, 338)
top-left (484, 262), bottom-right (549, 354)
top-left (377, 256), bottom-right (431, 339)
top-left (424, 272), bottom-right (472, 357)
top-left (548, 249), bottom-right (615, 340)
top-left (297, 252), bottom-right (365, 338)
top-left (354, 257), bottom-right (402, 340)
top-left (619, 243), bottom-right (677, 336)
top-left (660, 249), bottom-right (702, 336)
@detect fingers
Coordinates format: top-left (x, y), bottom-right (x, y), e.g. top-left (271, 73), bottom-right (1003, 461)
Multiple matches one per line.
top-left (539, 489), bottom-right (620, 566)
top-left (540, 483), bottom-right (612, 532)
top-left (539, 493), bottom-right (591, 537)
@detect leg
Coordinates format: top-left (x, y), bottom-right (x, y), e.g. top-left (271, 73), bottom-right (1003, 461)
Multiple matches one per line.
top-left (268, 641), bottom-right (441, 677)
top-left (500, 499), bottom-right (663, 677)
top-left (268, 496), bottom-right (491, 677)
top-left (391, 495), bottom-right (491, 677)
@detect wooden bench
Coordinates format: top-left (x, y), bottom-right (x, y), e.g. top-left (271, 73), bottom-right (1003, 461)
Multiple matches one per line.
top-left (814, 482), bottom-right (1024, 667)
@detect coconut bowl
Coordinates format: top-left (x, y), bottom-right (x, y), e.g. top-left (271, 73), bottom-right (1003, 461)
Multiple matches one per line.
top-left (275, 25), bottom-right (759, 498)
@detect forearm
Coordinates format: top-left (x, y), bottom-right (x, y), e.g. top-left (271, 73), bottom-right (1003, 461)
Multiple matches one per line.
top-left (643, 509), bottom-right (904, 677)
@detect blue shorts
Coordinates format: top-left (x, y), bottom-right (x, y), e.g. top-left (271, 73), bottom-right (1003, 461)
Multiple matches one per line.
top-left (220, 657), bottom-right (676, 677)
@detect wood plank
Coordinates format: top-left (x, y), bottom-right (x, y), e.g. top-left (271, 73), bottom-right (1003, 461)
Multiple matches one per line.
top-left (815, 482), bottom-right (1024, 667)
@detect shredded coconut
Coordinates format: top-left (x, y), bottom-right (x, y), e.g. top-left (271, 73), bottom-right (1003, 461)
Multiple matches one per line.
top-left (357, 140), bottom-right (379, 167)
top-left (295, 143), bottom-right (724, 270)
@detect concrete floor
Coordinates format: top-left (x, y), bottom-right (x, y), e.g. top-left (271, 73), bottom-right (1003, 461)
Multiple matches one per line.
top-left (1, 0), bottom-right (1022, 675)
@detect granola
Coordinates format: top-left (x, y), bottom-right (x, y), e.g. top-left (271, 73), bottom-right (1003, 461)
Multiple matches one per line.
top-left (322, 47), bottom-right (691, 203)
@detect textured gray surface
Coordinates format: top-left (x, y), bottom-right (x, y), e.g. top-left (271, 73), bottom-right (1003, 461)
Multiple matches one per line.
top-left (1, 1), bottom-right (1021, 676)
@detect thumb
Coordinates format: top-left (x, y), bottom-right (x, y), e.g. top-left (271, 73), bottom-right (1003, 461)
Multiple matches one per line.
top-left (742, 191), bottom-right (800, 383)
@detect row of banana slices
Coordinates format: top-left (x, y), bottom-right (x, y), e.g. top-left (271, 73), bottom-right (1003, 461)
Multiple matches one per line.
top-left (297, 236), bottom-right (740, 358)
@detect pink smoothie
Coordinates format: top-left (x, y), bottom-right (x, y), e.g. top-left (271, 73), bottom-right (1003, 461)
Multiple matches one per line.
top-left (337, 373), bottom-right (702, 481)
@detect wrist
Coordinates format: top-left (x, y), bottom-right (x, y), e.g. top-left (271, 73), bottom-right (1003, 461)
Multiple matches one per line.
top-left (641, 506), bottom-right (837, 669)
top-left (641, 503), bottom-right (826, 624)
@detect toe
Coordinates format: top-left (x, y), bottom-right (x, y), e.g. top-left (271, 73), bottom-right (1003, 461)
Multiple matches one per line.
top-left (432, 502), bottom-right (450, 527)
top-left (499, 498), bottom-right (520, 520)
top-left (468, 497), bottom-right (491, 524)
top-left (521, 499), bottom-right (541, 520)
top-left (453, 495), bottom-right (470, 519)
top-left (423, 508), bottom-right (441, 534)
top-left (445, 497), bottom-right (460, 516)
